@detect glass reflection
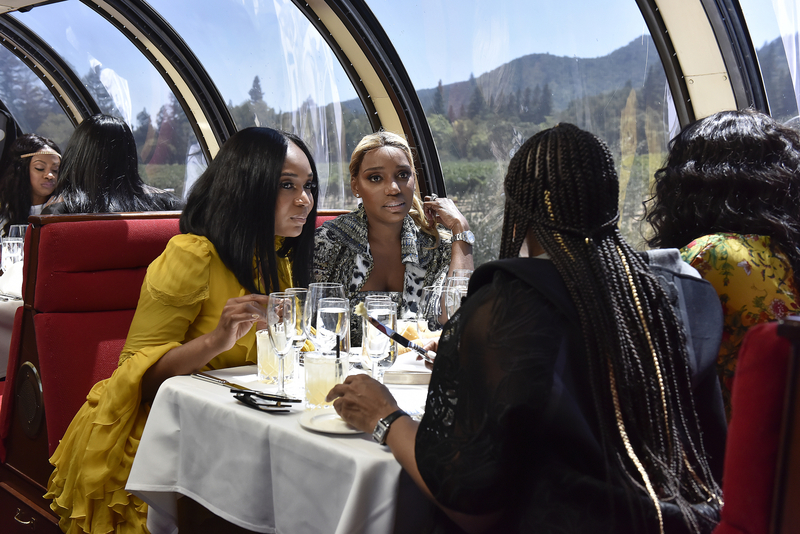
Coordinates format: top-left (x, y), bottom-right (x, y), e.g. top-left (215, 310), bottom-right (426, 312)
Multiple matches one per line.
top-left (738, 0), bottom-right (800, 124)
top-left (147, 0), bottom-right (370, 210)
top-left (11, 3), bottom-right (201, 198)
top-left (0, 46), bottom-right (72, 148)
top-left (369, 0), bottom-right (676, 265)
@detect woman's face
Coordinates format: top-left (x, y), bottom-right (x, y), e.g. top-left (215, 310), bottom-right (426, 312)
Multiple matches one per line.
top-left (351, 146), bottom-right (415, 226)
top-left (28, 154), bottom-right (60, 205)
top-left (274, 141), bottom-right (315, 238)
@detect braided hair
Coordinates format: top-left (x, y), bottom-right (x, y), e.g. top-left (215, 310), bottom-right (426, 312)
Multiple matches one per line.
top-left (501, 123), bottom-right (722, 533)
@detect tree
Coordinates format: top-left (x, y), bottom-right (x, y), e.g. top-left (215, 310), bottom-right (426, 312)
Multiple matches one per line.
top-left (467, 86), bottom-right (486, 119)
top-left (249, 76), bottom-right (264, 103)
top-left (537, 83), bottom-right (553, 122)
top-left (432, 80), bottom-right (445, 116)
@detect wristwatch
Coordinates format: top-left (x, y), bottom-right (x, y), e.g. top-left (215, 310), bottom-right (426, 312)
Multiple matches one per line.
top-left (452, 230), bottom-right (475, 245)
top-left (372, 409), bottom-right (408, 445)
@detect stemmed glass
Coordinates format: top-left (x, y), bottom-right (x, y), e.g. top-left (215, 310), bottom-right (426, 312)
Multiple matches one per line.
top-left (316, 297), bottom-right (349, 353)
top-left (304, 282), bottom-right (346, 349)
top-left (443, 276), bottom-right (470, 320)
top-left (364, 298), bottom-right (397, 381)
top-left (285, 288), bottom-right (308, 368)
top-left (266, 292), bottom-right (294, 397)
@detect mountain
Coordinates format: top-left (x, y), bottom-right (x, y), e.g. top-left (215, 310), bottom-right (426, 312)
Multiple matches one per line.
top-left (415, 36), bottom-right (660, 117)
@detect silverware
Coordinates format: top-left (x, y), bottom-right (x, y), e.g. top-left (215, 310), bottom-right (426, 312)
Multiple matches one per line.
top-left (190, 372), bottom-right (301, 405)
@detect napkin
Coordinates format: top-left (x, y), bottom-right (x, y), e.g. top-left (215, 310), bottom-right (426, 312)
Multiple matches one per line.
top-left (0, 260), bottom-right (24, 298)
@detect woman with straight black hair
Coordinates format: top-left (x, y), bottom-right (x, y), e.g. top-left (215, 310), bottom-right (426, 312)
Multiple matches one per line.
top-left (46, 127), bottom-right (318, 534)
top-left (328, 123), bottom-right (725, 533)
top-left (0, 133), bottom-right (61, 235)
top-left (43, 114), bottom-right (181, 214)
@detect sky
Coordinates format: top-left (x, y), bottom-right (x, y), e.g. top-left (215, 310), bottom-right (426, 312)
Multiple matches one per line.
top-left (8, 0), bottom-right (787, 117)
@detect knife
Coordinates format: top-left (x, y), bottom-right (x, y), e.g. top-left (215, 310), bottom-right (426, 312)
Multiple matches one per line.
top-left (365, 315), bottom-right (436, 364)
top-left (191, 372), bottom-right (301, 403)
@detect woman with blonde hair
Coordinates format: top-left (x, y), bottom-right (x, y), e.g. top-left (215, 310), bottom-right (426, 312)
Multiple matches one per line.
top-left (313, 130), bottom-right (473, 344)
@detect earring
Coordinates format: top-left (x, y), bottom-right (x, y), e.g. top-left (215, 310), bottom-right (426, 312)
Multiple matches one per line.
top-left (355, 193), bottom-right (360, 198)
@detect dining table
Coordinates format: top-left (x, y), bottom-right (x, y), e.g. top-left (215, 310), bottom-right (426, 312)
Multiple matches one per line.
top-left (126, 362), bottom-right (436, 534)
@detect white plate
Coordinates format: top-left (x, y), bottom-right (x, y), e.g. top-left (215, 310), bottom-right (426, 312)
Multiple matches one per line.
top-left (299, 408), bottom-right (363, 435)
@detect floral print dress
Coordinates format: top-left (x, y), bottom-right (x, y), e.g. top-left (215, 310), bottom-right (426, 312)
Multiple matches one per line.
top-left (681, 233), bottom-right (798, 417)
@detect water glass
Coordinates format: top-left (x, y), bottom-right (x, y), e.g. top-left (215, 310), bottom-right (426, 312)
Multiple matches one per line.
top-left (316, 296), bottom-right (349, 353)
top-left (1, 237), bottom-right (23, 272)
top-left (256, 329), bottom-right (295, 384)
top-left (304, 351), bottom-right (349, 409)
top-left (304, 282), bottom-right (346, 348)
top-left (418, 285), bottom-right (445, 334)
top-left (451, 269), bottom-right (473, 279)
top-left (364, 299), bottom-right (397, 381)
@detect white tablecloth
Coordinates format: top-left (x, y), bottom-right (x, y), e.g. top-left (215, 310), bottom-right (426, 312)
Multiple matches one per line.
top-left (127, 365), bottom-right (431, 534)
top-left (0, 299), bottom-right (23, 379)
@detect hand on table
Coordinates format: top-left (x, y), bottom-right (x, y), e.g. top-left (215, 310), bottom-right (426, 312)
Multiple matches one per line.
top-left (326, 374), bottom-right (400, 434)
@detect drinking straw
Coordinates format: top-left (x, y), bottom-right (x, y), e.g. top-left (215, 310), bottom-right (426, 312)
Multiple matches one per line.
top-left (336, 335), bottom-right (340, 359)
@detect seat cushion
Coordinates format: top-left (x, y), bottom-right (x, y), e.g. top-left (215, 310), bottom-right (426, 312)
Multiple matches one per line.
top-left (715, 321), bottom-right (790, 534)
top-left (34, 218), bottom-right (181, 313)
top-left (35, 310), bottom-right (133, 455)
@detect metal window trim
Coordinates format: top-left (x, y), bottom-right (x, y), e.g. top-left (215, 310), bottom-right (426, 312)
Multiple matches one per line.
top-left (310, 0), bottom-right (445, 196)
top-left (82, 0), bottom-right (237, 160)
top-left (0, 13), bottom-right (100, 126)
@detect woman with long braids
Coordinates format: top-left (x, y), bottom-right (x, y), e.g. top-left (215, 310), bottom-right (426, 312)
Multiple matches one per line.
top-left (327, 123), bottom-right (725, 533)
top-left (646, 109), bottom-right (800, 417)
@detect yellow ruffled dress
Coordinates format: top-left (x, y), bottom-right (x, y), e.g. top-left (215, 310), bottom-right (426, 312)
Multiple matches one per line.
top-left (45, 234), bottom-right (293, 533)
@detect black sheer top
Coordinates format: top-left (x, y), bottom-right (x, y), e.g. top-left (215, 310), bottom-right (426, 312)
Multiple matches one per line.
top-left (414, 257), bottom-right (726, 534)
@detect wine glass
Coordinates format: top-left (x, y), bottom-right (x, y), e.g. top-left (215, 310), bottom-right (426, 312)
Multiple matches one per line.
top-left (364, 298), bottom-right (397, 381)
top-left (316, 297), bottom-right (349, 353)
top-left (266, 292), bottom-right (293, 397)
top-left (304, 282), bottom-right (345, 349)
top-left (443, 276), bottom-right (470, 320)
top-left (418, 285), bottom-right (446, 335)
top-left (451, 269), bottom-right (473, 279)
top-left (285, 288), bottom-right (308, 368)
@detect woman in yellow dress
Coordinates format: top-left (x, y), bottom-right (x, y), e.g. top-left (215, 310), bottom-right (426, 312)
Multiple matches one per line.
top-left (45, 127), bottom-right (318, 533)
top-left (646, 109), bottom-right (800, 416)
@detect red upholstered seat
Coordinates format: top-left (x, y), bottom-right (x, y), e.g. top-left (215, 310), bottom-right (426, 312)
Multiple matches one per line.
top-left (713, 321), bottom-right (790, 534)
top-left (35, 311), bottom-right (134, 455)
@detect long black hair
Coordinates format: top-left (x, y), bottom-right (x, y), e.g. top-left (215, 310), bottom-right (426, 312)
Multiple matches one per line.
top-left (0, 133), bottom-right (61, 234)
top-left (180, 127), bottom-right (318, 294)
top-left (645, 109), bottom-right (800, 289)
top-left (53, 114), bottom-right (182, 213)
top-left (501, 123), bottom-right (722, 533)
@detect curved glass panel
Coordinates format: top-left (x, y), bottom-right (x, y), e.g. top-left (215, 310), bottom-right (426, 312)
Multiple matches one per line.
top-left (739, 0), bottom-right (800, 123)
top-left (147, 0), bottom-right (370, 210)
top-left (369, 0), bottom-right (676, 265)
top-left (10, 3), bottom-right (201, 198)
top-left (0, 45), bottom-right (72, 149)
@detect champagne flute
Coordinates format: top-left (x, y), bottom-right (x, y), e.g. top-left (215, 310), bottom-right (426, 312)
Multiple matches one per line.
top-left (364, 299), bottom-right (397, 381)
top-left (285, 287), bottom-right (308, 368)
top-left (266, 292), bottom-right (293, 397)
top-left (304, 282), bottom-right (346, 349)
top-left (316, 297), bottom-right (349, 353)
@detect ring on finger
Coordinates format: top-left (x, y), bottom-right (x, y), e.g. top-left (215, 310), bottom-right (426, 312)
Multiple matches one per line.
top-left (428, 193), bottom-right (438, 201)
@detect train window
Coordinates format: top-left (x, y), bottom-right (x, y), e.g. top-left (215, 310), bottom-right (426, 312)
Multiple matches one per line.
top-left (739, 0), bottom-right (800, 123)
top-left (0, 45), bottom-right (71, 149)
top-left (10, 2), bottom-right (202, 199)
top-left (369, 0), bottom-right (676, 264)
top-left (147, 0), bottom-right (371, 210)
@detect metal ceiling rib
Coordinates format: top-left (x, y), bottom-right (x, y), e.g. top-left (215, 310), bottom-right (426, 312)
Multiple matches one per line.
top-left (303, 0), bottom-right (445, 196)
top-left (0, 12), bottom-right (100, 126)
top-left (81, 0), bottom-right (236, 160)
